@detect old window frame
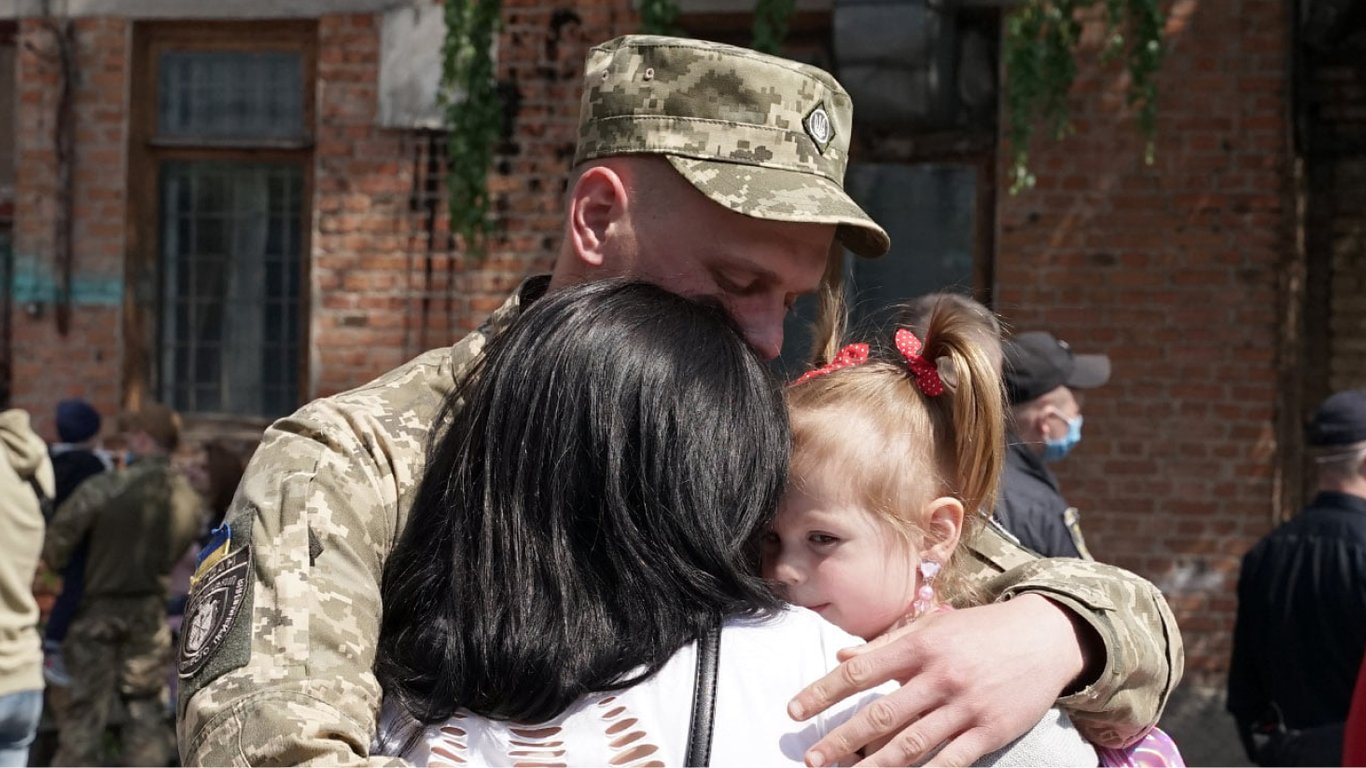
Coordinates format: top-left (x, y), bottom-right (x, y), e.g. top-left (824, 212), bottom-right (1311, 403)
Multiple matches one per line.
top-left (125, 20), bottom-right (316, 423)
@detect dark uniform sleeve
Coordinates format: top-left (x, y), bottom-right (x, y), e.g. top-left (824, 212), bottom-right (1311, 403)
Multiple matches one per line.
top-left (963, 523), bottom-right (1184, 747)
top-left (996, 495), bottom-right (1083, 559)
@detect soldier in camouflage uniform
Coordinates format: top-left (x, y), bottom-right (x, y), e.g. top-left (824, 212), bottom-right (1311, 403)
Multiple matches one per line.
top-left (178, 36), bottom-right (1183, 766)
top-left (44, 403), bottom-right (202, 766)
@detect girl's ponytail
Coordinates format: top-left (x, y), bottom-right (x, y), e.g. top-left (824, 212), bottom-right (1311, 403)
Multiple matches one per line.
top-left (913, 297), bottom-right (1007, 526)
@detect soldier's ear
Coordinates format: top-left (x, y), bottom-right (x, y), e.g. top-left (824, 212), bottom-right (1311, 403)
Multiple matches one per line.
top-left (566, 165), bottom-right (629, 269)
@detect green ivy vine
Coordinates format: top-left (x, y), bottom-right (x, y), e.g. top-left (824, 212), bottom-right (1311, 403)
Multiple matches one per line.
top-left (638, 0), bottom-right (680, 34)
top-left (1004, 0), bottom-right (1164, 192)
top-left (442, 0), bottom-right (502, 257)
top-left (439, 0), bottom-right (1163, 245)
top-left (752, 0), bottom-right (797, 54)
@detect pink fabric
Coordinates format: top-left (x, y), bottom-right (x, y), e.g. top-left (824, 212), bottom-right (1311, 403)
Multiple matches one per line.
top-left (1097, 727), bottom-right (1185, 767)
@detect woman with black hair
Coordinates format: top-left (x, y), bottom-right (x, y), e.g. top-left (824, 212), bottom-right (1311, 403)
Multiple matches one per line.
top-left (375, 280), bottom-right (887, 765)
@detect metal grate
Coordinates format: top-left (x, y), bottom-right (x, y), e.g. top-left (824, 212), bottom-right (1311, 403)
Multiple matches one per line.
top-left (157, 50), bottom-right (304, 142)
top-left (158, 160), bottom-right (302, 418)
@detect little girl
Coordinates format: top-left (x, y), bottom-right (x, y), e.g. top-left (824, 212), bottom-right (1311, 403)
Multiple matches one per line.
top-left (765, 300), bottom-right (1182, 767)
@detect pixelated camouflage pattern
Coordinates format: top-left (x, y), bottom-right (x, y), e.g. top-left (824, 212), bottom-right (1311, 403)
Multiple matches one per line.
top-left (179, 277), bottom-right (1179, 765)
top-left (576, 35), bottom-right (889, 257)
top-left (964, 520), bottom-right (1185, 748)
top-left (55, 596), bottom-right (175, 766)
top-left (176, 280), bottom-right (535, 766)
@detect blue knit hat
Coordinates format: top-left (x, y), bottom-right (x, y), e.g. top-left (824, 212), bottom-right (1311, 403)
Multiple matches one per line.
top-left (56, 399), bottom-right (101, 444)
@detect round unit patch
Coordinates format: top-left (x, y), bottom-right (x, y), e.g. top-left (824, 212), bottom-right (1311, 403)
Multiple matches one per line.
top-left (179, 545), bottom-right (251, 678)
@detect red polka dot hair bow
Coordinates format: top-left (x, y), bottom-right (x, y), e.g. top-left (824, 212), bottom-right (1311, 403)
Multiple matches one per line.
top-left (895, 328), bottom-right (945, 397)
top-left (793, 343), bottom-right (869, 385)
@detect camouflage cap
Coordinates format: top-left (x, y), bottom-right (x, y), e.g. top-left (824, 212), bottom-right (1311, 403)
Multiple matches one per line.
top-left (575, 35), bottom-right (890, 258)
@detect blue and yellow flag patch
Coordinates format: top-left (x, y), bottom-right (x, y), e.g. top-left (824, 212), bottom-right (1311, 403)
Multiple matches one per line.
top-left (192, 523), bottom-right (232, 589)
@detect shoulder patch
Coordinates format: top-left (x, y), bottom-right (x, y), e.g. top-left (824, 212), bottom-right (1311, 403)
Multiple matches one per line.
top-left (192, 523), bottom-right (232, 589)
top-left (179, 545), bottom-right (252, 678)
top-left (1062, 506), bottom-right (1095, 561)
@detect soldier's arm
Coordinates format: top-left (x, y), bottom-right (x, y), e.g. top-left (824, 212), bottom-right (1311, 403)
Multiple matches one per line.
top-left (176, 409), bottom-right (406, 766)
top-left (43, 471), bottom-right (119, 569)
top-left (973, 525), bottom-right (1183, 746)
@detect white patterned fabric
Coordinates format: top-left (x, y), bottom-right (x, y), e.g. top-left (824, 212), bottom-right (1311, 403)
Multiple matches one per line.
top-left (385, 608), bottom-right (889, 766)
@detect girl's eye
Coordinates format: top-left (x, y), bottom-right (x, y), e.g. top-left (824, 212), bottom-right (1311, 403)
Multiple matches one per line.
top-left (808, 533), bottom-right (839, 546)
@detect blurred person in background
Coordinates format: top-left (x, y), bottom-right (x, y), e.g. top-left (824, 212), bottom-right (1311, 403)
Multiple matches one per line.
top-left (1227, 389), bottom-right (1366, 766)
top-left (0, 402), bottom-right (55, 767)
top-left (42, 399), bottom-right (112, 687)
top-left (165, 439), bottom-right (246, 716)
top-left (198, 440), bottom-right (246, 539)
top-left (996, 331), bottom-right (1112, 559)
top-left (42, 403), bottom-right (201, 766)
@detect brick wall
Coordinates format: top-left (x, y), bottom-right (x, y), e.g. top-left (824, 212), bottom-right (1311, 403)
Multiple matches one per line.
top-left (8, 4), bottom-right (638, 431)
top-left (1303, 45), bottom-right (1366, 396)
top-left (6, 1), bottom-right (1302, 696)
top-left (11, 18), bottom-right (128, 437)
top-left (307, 3), bottom-right (636, 397)
top-left (1326, 157), bottom-right (1366, 388)
top-left (995, 0), bottom-right (1291, 685)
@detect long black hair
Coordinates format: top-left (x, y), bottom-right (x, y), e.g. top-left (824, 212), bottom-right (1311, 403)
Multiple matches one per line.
top-left (376, 279), bottom-right (787, 727)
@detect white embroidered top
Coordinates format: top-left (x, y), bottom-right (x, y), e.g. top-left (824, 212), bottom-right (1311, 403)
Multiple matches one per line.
top-left (384, 608), bottom-right (890, 767)
top-left (381, 606), bottom-right (1099, 767)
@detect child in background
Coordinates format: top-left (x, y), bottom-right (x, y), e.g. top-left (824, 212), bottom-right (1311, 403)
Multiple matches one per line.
top-left (765, 299), bottom-right (1183, 767)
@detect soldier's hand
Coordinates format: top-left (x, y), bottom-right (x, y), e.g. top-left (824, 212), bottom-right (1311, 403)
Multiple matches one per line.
top-left (787, 594), bottom-right (1087, 767)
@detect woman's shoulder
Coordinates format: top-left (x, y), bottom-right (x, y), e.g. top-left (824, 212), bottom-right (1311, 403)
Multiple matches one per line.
top-left (721, 607), bottom-right (865, 673)
top-left (714, 607), bottom-right (894, 751)
top-left (977, 708), bottom-right (1100, 767)
top-left (725, 605), bottom-right (863, 645)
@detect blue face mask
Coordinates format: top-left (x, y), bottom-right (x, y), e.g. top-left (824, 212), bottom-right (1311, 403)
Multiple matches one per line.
top-left (1043, 414), bottom-right (1083, 463)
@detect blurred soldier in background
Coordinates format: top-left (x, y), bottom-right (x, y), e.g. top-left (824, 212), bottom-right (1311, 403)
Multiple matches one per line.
top-left (43, 403), bottom-right (200, 766)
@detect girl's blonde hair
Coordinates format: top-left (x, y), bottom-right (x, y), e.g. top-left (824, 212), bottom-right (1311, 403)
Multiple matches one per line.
top-left (787, 296), bottom-right (1006, 606)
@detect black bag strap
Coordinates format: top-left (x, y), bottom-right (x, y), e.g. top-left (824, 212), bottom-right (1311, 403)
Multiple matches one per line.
top-left (28, 477), bottom-right (54, 520)
top-left (685, 619), bottom-right (722, 767)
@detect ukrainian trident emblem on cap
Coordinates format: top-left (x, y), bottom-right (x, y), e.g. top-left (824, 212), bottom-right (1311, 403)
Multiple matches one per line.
top-left (804, 102), bottom-right (835, 153)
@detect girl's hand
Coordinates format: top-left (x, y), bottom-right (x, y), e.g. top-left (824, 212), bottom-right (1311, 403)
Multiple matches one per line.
top-left (787, 594), bottom-right (1087, 767)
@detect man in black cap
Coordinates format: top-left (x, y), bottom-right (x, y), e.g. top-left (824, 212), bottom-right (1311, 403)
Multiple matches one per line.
top-left (1226, 389), bottom-right (1366, 766)
top-left (997, 331), bottom-right (1112, 558)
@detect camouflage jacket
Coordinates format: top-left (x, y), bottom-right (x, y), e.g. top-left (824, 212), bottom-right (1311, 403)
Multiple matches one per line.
top-left (177, 276), bottom-right (1183, 765)
top-left (45, 455), bottom-right (202, 601)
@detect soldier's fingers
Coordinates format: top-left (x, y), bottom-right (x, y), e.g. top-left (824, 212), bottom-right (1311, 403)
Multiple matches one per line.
top-left (919, 727), bottom-right (998, 768)
top-left (852, 708), bottom-right (962, 767)
top-left (801, 678), bottom-right (942, 767)
top-left (790, 639), bottom-right (917, 724)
